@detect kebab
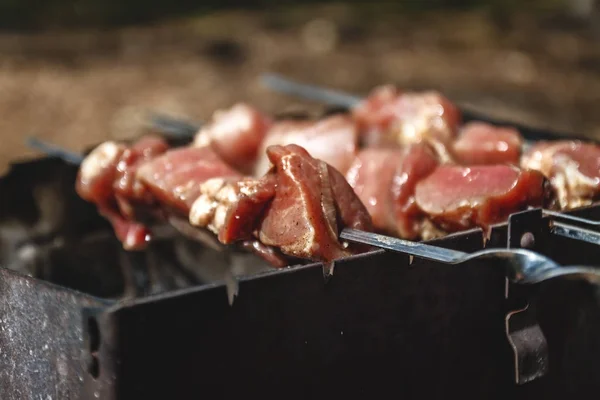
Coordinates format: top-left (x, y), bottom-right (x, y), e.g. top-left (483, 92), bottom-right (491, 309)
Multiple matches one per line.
top-left (153, 99), bottom-right (546, 240)
top-left (260, 73), bottom-right (600, 206)
top-left (28, 128), bottom-right (542, 272)
top-left (74, 109), bottom-right (548, 267)
top-left (74, 90), bottom-right (546, 251)
top-left (75, 129), bottom-right (374, 269)
top-left (26, 106), bottom-right (373, 269)
top-left (27, 82), bottom-right (593, 269)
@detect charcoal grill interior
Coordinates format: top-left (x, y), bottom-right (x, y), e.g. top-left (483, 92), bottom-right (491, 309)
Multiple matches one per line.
top-left (1, 108), bottom-right (600, 399)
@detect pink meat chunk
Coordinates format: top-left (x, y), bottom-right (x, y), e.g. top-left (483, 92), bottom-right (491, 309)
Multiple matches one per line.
top-left (194, 103), bottom-right (272, 173)
top-left (136, 146), bottom-right (242, 216)
top-left (253, 114), bottom-right (359, 177)
top-left (391, 143), bottom-right (441, 239)
top-left (345, 148), bottom-right (405, 234)
top-left (76, 135), bottom-right (170, 250)
top-left (415, 165), bottom-right (548, 233)
top-left (452, 122), bottom-right (523, 165)
top-left (259, 144), bottom-right (373, 261)
top-left (353, 85), bottom-right (462, 148)
top-left (521, 140), bottom-right (600, 209)
top-left (192, 144), bottom-right (373, 263)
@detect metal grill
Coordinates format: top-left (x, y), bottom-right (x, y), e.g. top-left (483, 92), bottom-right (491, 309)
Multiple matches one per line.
top-left (1, 87), bottom-right (600, 399)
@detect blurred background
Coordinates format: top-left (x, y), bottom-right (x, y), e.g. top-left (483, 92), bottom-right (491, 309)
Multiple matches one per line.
top-left (0, 0), bottom-right (599, 172)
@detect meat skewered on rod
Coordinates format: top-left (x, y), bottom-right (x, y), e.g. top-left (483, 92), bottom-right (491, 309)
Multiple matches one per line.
top-left (25, 75), bottom-right (599, 271)
top-left (77, 94), bottom-right (559, 264)
top-left (260, 73), bottom-right (576, 142)
top-left (262, 73), bottom-right (525, 165)
top-left (31, 130), bottom-right (374, 270)
top-left (25, 93), bottom-right (555, 268)
top-left (76, 131), bottom-right (551, 264)
top-left (25, 137), bottom-right (288, 265)
top-left (138, 90), bottom-right (546, 243)
top-left (260, 73), bottom-right (600, 212)
top-left (27, 133), bottom-right (599, 280)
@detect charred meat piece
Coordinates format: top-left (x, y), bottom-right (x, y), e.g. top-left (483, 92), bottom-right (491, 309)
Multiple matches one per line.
top-left (193, 103), bottom-right (272, 174)
top-left (254, 114), bottom-right (359, 177)
top-left (190, 144), bottom-right (373, 263)
top-left (352, 85), bottom-right (461, 149)
top-left (452, 122), bottom-right (523, 166)
top-left (521, 141), bottom-right (600, 210)
top-left (415, 165), bottom-right (549, 235)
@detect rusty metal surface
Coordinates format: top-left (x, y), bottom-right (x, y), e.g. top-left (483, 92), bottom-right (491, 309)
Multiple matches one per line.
top-left (0, 268), bottom-right (108, 400)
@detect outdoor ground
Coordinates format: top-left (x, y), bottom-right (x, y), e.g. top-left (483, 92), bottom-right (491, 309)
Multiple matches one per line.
top-left (0, 4), bottom-right (599, 173)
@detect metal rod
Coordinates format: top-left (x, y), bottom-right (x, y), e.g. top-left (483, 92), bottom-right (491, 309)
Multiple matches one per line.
top-left (261, 73), bottom-right (362, 109)
top-left (551, 222), bottom-right (600, 245)
top-left (340, 228), bottom-right (467, 263)
top-left (544, 209), bottom-right (600, 227)
top-left (146, 112), bottom-right (201, 138)
top-left (26, 137), bottom-right (85, 165)
top-left (340, 228), bottom-right (600, 286)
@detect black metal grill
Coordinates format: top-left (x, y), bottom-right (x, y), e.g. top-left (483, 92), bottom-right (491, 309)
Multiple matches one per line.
top-left (1, 105), bottom-right (600, 400)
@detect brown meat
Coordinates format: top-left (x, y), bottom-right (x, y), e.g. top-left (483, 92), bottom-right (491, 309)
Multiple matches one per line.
top-left (190, 144), bottom-right (373, 263)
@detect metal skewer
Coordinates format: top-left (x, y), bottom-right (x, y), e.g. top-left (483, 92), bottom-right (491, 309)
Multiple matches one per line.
top-left (27, 110), bottom-right (202, 165)
top-left (261, 73), bottom-right (362, 109)
top-left (146, 112), bottom-right (202, 138)
top-left (26, 137), bottom-right (85, 165)
top-left (538, 209), bottom-right (600, 245)
top-left (340, 228), bottom-right (600, 286)
top-left (543, 209), bottom-right (600, 227)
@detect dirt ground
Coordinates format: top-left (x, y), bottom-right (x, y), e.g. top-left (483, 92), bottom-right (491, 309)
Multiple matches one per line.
top-left (0, 5), bottom-right (599, 173)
